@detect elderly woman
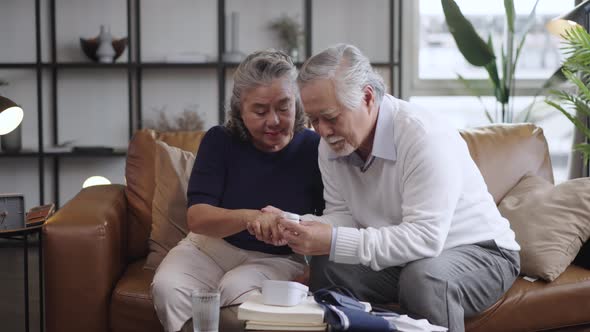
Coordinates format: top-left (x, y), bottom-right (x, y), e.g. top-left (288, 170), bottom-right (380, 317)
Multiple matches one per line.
top-left (151, 50), bottom-right (324, 332)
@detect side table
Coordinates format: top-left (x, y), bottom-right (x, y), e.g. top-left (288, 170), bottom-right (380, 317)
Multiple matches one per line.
top-left (0, 224), bottom-right (44, 332)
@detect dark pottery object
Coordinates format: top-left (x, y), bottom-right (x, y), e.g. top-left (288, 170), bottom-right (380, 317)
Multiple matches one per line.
top-left (80, 36), bottom-right (128, 62)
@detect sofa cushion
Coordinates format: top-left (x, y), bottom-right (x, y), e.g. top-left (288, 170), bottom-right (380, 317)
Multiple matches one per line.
top-left (111, 260), bottom-right (163, 332)
top-left (498, 175), bottom-right (590, 281)
top-left (144, 140), bottom-right (195, 270)
top-left (125, 130), bottom-right (206, 261)
top-left (459, 124), bottom-right (553, 204)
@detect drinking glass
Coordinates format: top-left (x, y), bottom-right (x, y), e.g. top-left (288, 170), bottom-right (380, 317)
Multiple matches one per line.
top-left (191, 289), bottom-right (220, 332)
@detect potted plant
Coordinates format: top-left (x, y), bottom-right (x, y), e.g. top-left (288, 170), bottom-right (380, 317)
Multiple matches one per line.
top-left (441, 0), bottom-right (541, 123)
top-left (546, 25), bottom-right (590, 165)
top-left (143, 104), bottom-right (205, 132)
top-left (268, 15), bottom-right (303, 61)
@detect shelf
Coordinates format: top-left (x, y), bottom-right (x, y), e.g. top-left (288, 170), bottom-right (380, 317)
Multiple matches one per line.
top-left (0, 148), bottom-right (127, 158)
top-left (50, 63), bottom-right (132, 69)
top-left (0, 63), bottom-right (39, 69)
top-left (44, 147), bottom-right (127, 157)
top-left (0, 150), bottom-right (41, 157)
top-left (139, 62), bottom-right (218, 69)
top-left (371, 62), bottom-right (397, 67)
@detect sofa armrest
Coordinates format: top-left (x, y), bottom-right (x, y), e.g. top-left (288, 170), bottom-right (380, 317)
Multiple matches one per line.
top-left (44, 184), bottom-right (128, 332)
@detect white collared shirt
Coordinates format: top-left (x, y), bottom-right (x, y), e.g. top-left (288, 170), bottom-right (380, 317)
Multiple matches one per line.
top-left (310, 94), bottom-right (520, 271)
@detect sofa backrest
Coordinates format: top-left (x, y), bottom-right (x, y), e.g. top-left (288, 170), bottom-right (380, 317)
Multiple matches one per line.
top-left (124, 129), bottom-right (206, 261)
top-left (459, 123), bottom-right (553, 204)
top-left (123, 123), bottom-right (553, 261)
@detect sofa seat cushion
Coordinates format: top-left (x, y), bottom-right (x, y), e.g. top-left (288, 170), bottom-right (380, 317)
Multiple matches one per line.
top-left (382, 265), bottom-right (590, 331)
top-left (111, 260), bottom-right (163, 332)
top-left (465, 265), bottom-right (590, 332)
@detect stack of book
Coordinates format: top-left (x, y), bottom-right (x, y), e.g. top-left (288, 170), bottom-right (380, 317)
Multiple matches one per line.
top-left (238, 292), bottom-right (326, 331)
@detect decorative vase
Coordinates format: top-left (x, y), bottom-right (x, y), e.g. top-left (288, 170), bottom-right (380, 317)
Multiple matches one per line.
top-left (96, 25), bottom-right (116, 63)
top-left (1, 124), bottom-right (21, 153)
top-left (289, 48), bottom-right (299, 62)
top-left (222, 12), bottom-right (245, 62)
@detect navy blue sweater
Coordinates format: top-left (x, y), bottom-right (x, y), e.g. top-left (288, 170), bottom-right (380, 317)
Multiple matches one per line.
top-left (187, 126), bottom-right (324, 255)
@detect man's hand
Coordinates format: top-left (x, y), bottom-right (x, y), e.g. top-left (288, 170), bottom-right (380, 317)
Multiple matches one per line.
top-left (279, 219), bottom-right (332, 255)
top-left (246, 211), bottom-right (287, 246)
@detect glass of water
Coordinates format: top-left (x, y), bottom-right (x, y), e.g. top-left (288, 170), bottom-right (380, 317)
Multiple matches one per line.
top-left (191, 289), bottom-right (220, 332)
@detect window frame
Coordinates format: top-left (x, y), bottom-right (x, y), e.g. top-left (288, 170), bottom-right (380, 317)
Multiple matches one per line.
top-left (399, 0), bottom-right (556, 100)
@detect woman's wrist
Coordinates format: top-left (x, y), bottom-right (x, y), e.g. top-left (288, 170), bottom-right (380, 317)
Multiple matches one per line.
top-left (240, 209), bottom-right (261, 228)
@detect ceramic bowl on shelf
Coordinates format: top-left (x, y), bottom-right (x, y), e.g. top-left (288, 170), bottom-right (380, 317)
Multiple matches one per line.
top-left (79, 36), bottom-right (128, 62)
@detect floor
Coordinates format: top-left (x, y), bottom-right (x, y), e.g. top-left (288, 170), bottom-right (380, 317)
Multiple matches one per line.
top-left (0, 237), bottom-right (42, 332)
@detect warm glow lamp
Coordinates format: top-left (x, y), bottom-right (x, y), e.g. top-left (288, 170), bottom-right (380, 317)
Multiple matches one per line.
top-left (0, 96), bottom-right (24, 136)
top-left (82, 176), bottom-right (111, 188)
top-left (546, 0), bottom-right (590, 36)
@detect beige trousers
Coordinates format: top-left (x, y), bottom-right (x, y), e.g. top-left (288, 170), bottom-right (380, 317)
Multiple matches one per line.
top-left (151, 233), bottom-right (306, 332)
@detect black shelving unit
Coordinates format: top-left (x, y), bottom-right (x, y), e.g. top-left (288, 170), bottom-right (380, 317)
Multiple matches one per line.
top-left (135, 0), bottom-right (402, 126)
top-left (0, 0), bottom-right (403, 208)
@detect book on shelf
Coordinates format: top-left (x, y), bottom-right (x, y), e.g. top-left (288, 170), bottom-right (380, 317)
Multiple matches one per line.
top-left (237, 292), bottom-right (325, 326)
top-left (26, 203), bottom-right (55, 227)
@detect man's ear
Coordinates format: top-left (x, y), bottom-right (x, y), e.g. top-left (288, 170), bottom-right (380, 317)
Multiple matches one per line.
top-left (363, 85), bottom-right (375, 112)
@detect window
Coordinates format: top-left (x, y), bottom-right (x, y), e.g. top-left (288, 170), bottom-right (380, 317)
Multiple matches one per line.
top-left (400, 0), bottom-right (575, 183)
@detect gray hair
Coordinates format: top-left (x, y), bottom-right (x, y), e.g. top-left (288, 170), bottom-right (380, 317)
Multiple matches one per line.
top-left (225, 50), bottom-right (306, 141)
top-left (298, 44), bottom-right (386, 110)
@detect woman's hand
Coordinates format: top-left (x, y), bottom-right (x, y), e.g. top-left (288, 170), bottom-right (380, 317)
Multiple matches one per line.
top-left (246, 209), bottom-right (287, 246)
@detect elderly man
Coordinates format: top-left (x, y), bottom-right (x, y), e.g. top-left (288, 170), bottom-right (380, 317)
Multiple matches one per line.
top-left (272, 44), bottom-right (520, 332)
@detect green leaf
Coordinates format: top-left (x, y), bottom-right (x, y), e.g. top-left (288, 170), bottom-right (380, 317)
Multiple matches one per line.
top-left (484, 35), bottom-right (504, 104)
top-left (500, 44), bottom-right (510, 104)
top-left (504, 0), bottom-right (515, 33)
top-left (542, 66), bottom-right (567, 90)
top-left (503, 0), bottom-right (516, 116)
top-left (513, 3), bottom-right (538, 75)
top-left (521, 97), bottom-right (537, 123)
top-left (562, 26), bottom-right (590, 70)
top-left (546, 100), bottom-right (590, 140)
top-left (457, 74), bottom-right (494, 123)
top-left (563, 69), bottom-right (590, 107)
top-left (441, 0), bottom-right (495, 66)
top-left (573, 143), bottom-right (590, 166)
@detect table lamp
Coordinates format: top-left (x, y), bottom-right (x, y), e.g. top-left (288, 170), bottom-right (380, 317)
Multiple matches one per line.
top-left (546, 0), bottom-right (590, 36)
top-left (0, 96), bottom-right (24, 136)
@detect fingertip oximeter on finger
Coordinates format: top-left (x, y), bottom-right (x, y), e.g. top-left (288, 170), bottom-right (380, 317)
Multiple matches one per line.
top-left (283, 212), bottom-right (300, 223)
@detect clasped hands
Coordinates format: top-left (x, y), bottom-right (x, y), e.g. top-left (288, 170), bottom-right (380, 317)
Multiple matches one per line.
top-left (246, 206), bottom-right (332, 255)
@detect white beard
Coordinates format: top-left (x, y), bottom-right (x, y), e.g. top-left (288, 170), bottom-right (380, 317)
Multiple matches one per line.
top-left (324, 136), bottom-right (356, 157)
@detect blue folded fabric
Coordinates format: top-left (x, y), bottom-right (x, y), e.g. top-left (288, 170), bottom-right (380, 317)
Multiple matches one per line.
top-left (313, 287), bottom-right (396, 332)
top-left (323, 304), bottom-right (395, 332)
top-left (314, 288), bottom-right (367, 311)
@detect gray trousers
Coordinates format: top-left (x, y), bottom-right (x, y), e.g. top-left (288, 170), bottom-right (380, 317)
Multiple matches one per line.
top-left (310, 240), bottom-right (520, 332)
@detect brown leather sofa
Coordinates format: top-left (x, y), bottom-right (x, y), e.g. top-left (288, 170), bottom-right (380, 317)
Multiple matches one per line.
top-left (43, 124), bottom-right (590, 332)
